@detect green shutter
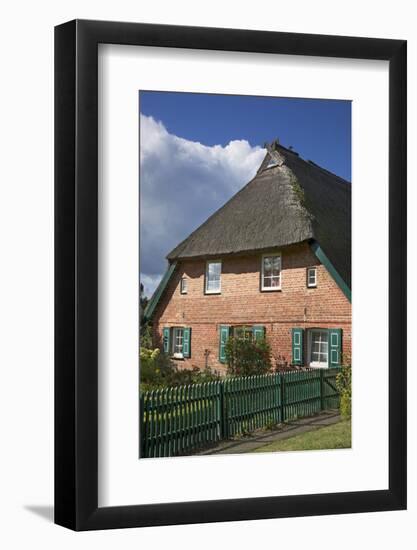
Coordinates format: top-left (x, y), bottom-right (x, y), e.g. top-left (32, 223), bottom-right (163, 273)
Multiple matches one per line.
top-left (163, 327), bottom-right (170, 354)
top-left (292, 328), bottom-right (304, 366)
top-left (252, 325), bottom-right (265, 341)
top-left (183, 327), bottom-right (191, 358)
top-left (219, 325), bottom-right (230, 363)
top-left (329, 328), bottom-right (342, 367)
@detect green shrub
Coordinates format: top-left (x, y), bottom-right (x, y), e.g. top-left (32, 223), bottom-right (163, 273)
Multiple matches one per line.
top-left (139, 347), bottom-right (172, 391)
top-left (139, 347), bottom-right (220, 391)
top-left (225, 336), bottom-right (272, 376)
top-left (336, 364), bottom-right (352, 419)
top-left (140, 323), bottom-right (153, 350)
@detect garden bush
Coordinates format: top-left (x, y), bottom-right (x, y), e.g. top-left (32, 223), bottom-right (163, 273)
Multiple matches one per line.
top-left (336, 364), bottom-right (352, 419)
top-left (225, 336), bottom-right (272, 376)
top-left (140, 347), bottom-right (220, 391)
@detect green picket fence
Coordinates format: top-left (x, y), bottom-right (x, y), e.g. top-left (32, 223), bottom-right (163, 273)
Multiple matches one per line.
top-left (223, 373), bottom-right (282, 437)
top-left (140, 382), bottom-right (222, 458)
top-left (140, 368), bottom-right (341, 458)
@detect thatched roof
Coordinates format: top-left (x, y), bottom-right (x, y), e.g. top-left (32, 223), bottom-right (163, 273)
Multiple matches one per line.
top-left (167, 142), bottom-right (351, 289)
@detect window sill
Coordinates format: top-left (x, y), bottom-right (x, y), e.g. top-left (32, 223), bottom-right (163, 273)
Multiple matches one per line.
top-left (172, 354), bottom-right (184, 360)
top-left (309, 363), bottom-right (329, 369)
top-left (204, 291), bottom-right (221, 295)
top-left (260, 287), bottom-right (282, 292)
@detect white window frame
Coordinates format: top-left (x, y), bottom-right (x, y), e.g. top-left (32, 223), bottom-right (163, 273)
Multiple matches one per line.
top-left (261, 253), bottom-right (282, 291)
top-left (205, 260), bottom-right (222, 294)
top-left (307, 267), bottom-right (317, 288)
top-left (172, 327), bottom-right (184, 359)
top-left (307, 329), bottom-right (329, 369)
top-left (180, 276), bottom-right (188, 294)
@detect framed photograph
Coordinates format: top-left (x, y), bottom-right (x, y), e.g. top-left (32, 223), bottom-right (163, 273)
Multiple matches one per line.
top-left (55, 20), bottom-right (406, 530)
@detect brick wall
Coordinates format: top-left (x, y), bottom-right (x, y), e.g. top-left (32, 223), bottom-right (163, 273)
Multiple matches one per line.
top-left (152, 242), bottom-right (351, 374)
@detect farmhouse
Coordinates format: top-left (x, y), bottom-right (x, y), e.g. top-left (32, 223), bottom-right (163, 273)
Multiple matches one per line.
top-left (144, 141), bottom-right (351, 373)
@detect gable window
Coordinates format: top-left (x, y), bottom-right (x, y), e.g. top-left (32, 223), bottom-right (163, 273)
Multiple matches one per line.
top-left (205, 261), bottom-right (221, 294)
top-left (307, 267), bottom-right (317, 288)
top-left (266, 157), bottom-right (279, 169)
top-left (180, 277), bottom-right (188, 294)
top-left (261, 253), bottom-right (281, 290)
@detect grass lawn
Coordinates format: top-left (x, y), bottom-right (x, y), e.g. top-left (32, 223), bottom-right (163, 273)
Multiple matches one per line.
top-left (253, 419), bottom-right (351, 453)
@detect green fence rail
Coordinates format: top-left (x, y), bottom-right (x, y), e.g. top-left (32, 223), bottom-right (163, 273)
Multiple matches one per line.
top-left (140, 368), bottom-right (341, 458)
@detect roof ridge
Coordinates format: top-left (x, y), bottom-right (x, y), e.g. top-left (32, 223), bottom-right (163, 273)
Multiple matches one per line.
top-left (273, 143), bottom-right (351, 185)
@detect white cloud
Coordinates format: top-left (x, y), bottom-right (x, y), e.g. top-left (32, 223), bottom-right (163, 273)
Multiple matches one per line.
top-left (140, 114), bottom-right (265, 298)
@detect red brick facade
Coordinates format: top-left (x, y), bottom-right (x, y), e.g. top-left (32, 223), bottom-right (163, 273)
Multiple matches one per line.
top-left (152, 242), bottom-right (351, 374)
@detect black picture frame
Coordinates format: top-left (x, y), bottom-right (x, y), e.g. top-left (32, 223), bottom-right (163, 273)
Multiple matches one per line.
top-left (55, 19), bottom-right (407, 531)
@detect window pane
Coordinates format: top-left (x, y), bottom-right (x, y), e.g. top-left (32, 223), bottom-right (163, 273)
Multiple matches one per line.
top-left (310, 330), bottom-right (329, 364)
top-left (271, 256), bottom-right (281, 275)
top-left (207, 279), bottom-right (220, 291)
top-left (208, 262), bottom-right (221, 276)
top-left (308, 268), bottom-right (316, 285)
top-left (263, 256), bottom-right (281, 275)
top-left (271, 275), bottom-right (280, 287)
top-left (263, 275), bottom-right (280, 287)
top-left (263, 257), bottom-right (272, 276)
top-left (173, 328), bottom-right (184, 354)
top-left (207, 262), bottom-right (221, 292)
top-left (263, 256), bottom-right (281, 288)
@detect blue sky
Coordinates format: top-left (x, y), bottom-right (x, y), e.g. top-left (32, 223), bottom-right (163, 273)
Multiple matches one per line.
top-left (141, 92), bottom-right (351, 181)
top-left (140, 92), bottom-right (351, 297)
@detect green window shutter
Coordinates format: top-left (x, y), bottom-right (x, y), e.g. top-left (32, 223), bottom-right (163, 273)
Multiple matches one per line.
top-left (183, 327), bottom-right (191, 358)
top-left (219, 325), bottom-right (230, 363)
top-left (162, 327), bottom-right (170, 354)
top-left (329, 329), bottom-right (342, 367)
top-left (292, 328), bottom-right (304, 366)
top-left (252, 325), bottom-right (265, 341)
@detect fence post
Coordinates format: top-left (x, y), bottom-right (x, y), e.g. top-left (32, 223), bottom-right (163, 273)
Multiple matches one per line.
top-left (219, 381), bottom-right (228, 439)
top-left (320, 369), bottom-right (324, 410)
top-left (280, 373), bottom-right (285, 423)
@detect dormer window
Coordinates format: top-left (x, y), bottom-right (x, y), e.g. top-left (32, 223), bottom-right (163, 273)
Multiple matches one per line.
top-left (261, 253), bottom-right (281, 291)
top-left (205, 260), bottom-right (221, 294)
top-left (180, 277), bottom-right (188, 294)
top-left (266, 158), bottom-right (279, 169)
